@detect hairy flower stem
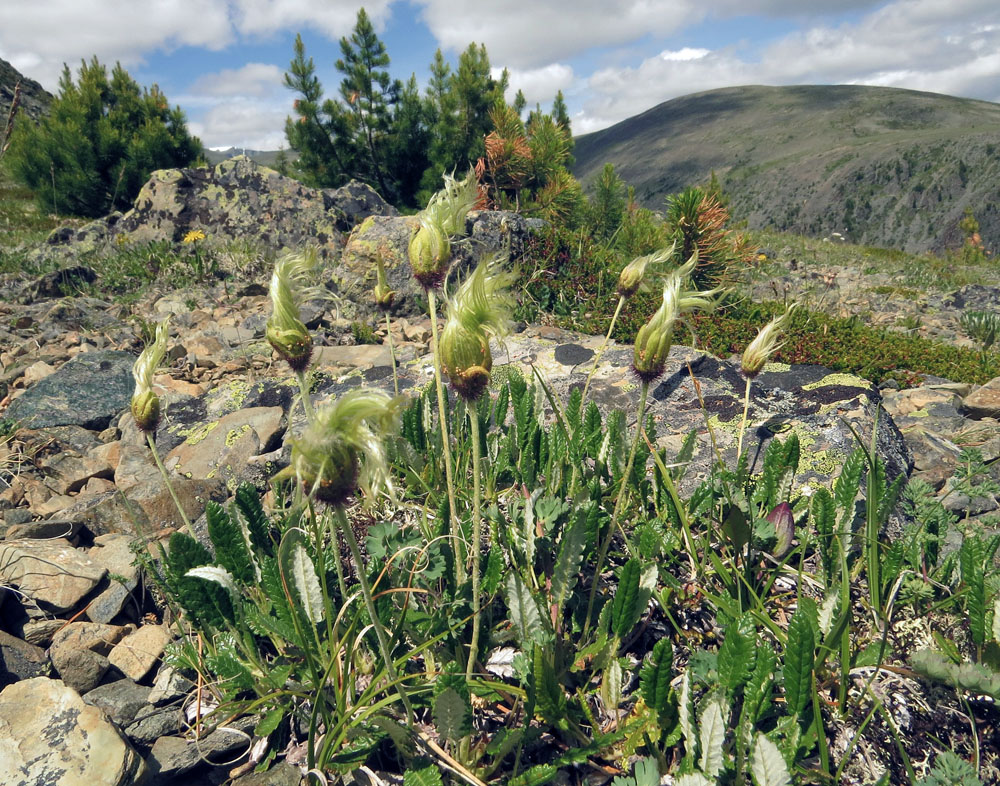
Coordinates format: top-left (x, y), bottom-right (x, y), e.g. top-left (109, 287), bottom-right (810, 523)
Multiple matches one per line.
top-left (427, 289), bottom-right (465, 582)
top-left (385, 312), bottom-right (398, 396)
top-left (581, 295), bottom-right (625, 407)
top-left (295, 369), bottom-right (315, 422)
top-left (583, 382), bottom-right (648, 638)
top-left (736, 375), bottom-right (752, 459)
top-left (146, 433), bottom-right (195, 537)
top-left (334, 505), bottom-right (414, 725)
top-left (466, 402), bottom-right (483, 680)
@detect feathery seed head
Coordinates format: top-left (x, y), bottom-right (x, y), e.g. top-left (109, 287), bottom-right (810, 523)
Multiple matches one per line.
top-left (285, 389), bottom-right (400, 506)
top-left (741, 303), bottom-right (799, 378)
top-left (409, 170), bottom-right (479, 289)
top-left (632, 282), bottom-right (678, 382)
top-left (266, 250), bottom-right (317, 372)
top-left (617, 242), bottom-right (677, 298)
top-left (131, 317), bottom-right (170, 432)
top-left (439, 257), bottom-right (514, 400)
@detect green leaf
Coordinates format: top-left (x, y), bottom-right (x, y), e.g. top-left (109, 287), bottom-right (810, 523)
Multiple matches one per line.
top-left (505, 572), bottom-right (549, 648)
top-left (601, 657), bottom-right (623, 715)
top-left (533, 646), bottom-right (568, 729)
top-left (698, 693), bottom-right (727, 778)
top-left (679, 668), bottom-right (696, 760)
top-left (810, 488), bottom-right (836, 583)
top-left (206, 500), bottom-right (255, 586)
top-left (674, 776), bottom-right (713, 786)
top-left (834, 448), bottom-right (865, 528)
top-left (751, 733), bottom-right (791, 786)
top-left (278, 529), bottom-right (324, 626)
top-left (403, 765), bottom-right (444, 786)
top-left (254, 707), bottom-right (286, 738)
top-left (718, 613), bottom-right (756, 699)
top-left (611, 558), bottom-right (643, 641)
top-left (433, 686), bottom-right (472, 742)
top-left (640, 637), bottom-right (676, 730)
top-left (551, 512), bottom-right (587, 620)
top-left (783, 607), bottom-right (816, 719)
top-left (508, 764), bottom-right (558, 786)
top-left (234, 482), bottom-right (272, 556)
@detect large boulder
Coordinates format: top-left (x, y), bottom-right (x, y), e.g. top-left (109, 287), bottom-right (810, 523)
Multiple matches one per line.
top-left (0, 677), bottom-right (146, 786)
top-left (29, 157), bottom-right (397, 272)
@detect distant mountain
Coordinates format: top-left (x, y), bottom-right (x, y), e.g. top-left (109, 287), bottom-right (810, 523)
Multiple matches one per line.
top-left (204, 147), bottom-right (297, 168)
top-left (572, 85), bottom-right (1000, 254)
top-left (1, 57), bottom-right (53, 124)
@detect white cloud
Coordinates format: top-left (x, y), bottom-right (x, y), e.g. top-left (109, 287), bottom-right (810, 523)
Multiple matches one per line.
top-left (189, 63), bottom-right (285, 98)
top-left (577, 0), bottom-right (1000, 133)
top-left (495, 63), bottom-right (574, 108)
top-left (0, 0), bottom-right (233, 89)
top-left (415, 0), bottom-right (696, 68)
top-left (189, 100), bottom-right (289, 150)
top-left (229, 0), bottom-right (393, 38)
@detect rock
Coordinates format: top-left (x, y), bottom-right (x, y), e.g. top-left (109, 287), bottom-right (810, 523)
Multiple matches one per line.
top-left (125, 704), bottom-right (184, 746)
top-left (0, 677), bottom-right (146, 786)
top-left (83, 678), bottom-right (152, 726)
top-left (5, 350), bottom-right (136, 430)
top-left (53, 489), bottom-right (151, 538)
top-left (0, 629), bottom-right (50, 687)
top-left (963, 377), bottom-right (1000, 419)
top-left (148, 665), bottom-right (195, 706)
top-left (146, 724), bottom-right (253, 783)
top-left (51, 621), bottom-right (130, 656)
top-left (0, 538), bottom-right (106, 612)
top-left (232, 761), bottom-right (304, 786)
top-left (50, 647), bottom-right (109, 694)
top-left (23, 265), bottom-right (98, 302)
top-left (29, 158), bottom-right (389, 272)
top-left (165, 405), bottom-right (285, 480)
top-left (85, 534), bottom-right (142, 624)
top-left (108, 624), bottom-right (173, 681)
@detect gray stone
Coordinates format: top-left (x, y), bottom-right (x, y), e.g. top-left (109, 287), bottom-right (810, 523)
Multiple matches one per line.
top-left (53, 489), bottom-right (151, 537)
top-left (232, 761), bottom-right (303, 786)
top-left (50, 646), bottom-right (110, 694)
top-left (85, 534), bottom-right (141, 624)
top-left (0, 538), bottom-right (106, 612)
top-left (0, 629), bottom-right (50, 687)
top-left (5, 350), bottom-right (135, 430)
top-left (148, 665), bottom-right (195, 706)
top-left (146, 724), bottom-right (252, 781)
top-left (963, 377), bottom-right (1000, 419)
top-left (125, 705), bottom-right (184, 746)
top-left (0, 676), bottom-right (146, 786)
top-left (83, 678), bottom-right (151, 725)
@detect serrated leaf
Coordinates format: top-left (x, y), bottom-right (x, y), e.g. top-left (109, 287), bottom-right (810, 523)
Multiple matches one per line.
top-left (834, 449), bottom-right (864, 527)
top-left (698, 693), bottom-right (727, 778)
top-left (674, 776), bottom-right (713, 786)
top-left (278, 530), bottom-right (324, 626)
top-left (186, 565), bottom-right (237, 595)
top-left (783, 608), bottom-right (815, 719)
top-left (254, 707), bottom-right (286, 737)
top-left (551, 513), bottom-right (587, 620)
top-left (751, 733), bottom-right (791, 786)
top-left (403, 765), bottom-right (444, 786)
top-left (611, 558), bottom-right (643, 641)
top-left (640, 637), bottom-right (676, 729)
top-left (433, 686), bottom-right (472, 742)
top-left (206, 500), bottom-right (254, 585)
top-left (505, 572), bottom-right (549, 648)
top-left (718, 613), bottom-right (755, 698)
top-left (508, 764), bottom-right (558, 786)
top-left (601, 658), bottom-right (623, 715)
top-left (817, 589), bottom-right (840, 637)
top-left (679, 668), bottom-right (696, 759)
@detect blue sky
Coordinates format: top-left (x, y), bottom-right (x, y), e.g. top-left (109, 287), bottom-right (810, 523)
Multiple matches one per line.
top-left (2, 1), bottom-right (999, 150)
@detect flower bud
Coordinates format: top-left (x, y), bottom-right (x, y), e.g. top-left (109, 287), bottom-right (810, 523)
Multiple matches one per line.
top-left (131, 317), bottom-right (170, 433)
top-left (267, 252), bottom-right (316, 372)
top-left (373, 254), bottom-right (396, 310)
top-left (632, 284), bottom-right (678, 382)
top-left (131, 389), bottom-right (160, 433)
top-left (617, 242), bottom-right (676, 298)
top-left (439, 258), bottom-right (514, 401)
top-left (766, 501), bottom-right (795, 558)
top-left (408, 217), bottom-right (450, 288)
top-left (741, 303), bottom-right (798, 379)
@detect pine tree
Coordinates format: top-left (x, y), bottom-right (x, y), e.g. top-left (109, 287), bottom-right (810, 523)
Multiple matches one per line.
top-left (387, 75), bottom-right (430, 207)
top-left (590, 163), bottom-right (627, 240)
top-left (512, 89), bottom-right (527, 118)
top-left (284, 33), bottom-right (357, 187)
top-left (336, 8), bottom-right (400, 198)
top-left (7, 58), bottom-right (201, 218)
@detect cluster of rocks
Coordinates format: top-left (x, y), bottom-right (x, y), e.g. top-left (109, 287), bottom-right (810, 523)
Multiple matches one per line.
top-left (0, 160), bottom-right (997, 785)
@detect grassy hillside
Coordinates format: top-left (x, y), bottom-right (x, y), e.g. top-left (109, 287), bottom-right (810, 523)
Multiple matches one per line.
top-left (573, 84), bottom-right (1000, 255)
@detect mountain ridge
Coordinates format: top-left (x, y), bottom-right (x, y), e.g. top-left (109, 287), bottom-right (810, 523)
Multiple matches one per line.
top-left (572, 84), bottom-right (1000, 254)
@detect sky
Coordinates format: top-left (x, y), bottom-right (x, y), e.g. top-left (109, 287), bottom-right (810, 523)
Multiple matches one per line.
top-left (2, 1), bottom-right (999, 151)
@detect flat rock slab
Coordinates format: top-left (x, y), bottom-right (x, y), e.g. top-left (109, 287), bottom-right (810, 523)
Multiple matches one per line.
top-left (963, 376), bottom-right (1000, 419)
top-left (6, 350), bottom-right (135, 430)
top-left (0, 676), bottom-right (146, 786)
top-left (0, 538), bottom-right (106, 612)
top-left (108, 624), bottom-right (172, 681)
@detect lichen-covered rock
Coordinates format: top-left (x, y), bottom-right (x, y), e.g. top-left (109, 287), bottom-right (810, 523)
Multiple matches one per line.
top-left (28, 157), bottom-right (396, 274)
top-left (5, 350), bottom-right (135, 430)
top-left (0, 539), bottom-right (106, 612)
top-left (338, 208), bottom-right (535, 318)
top-left (0, 676), bottom-right (146, 786)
